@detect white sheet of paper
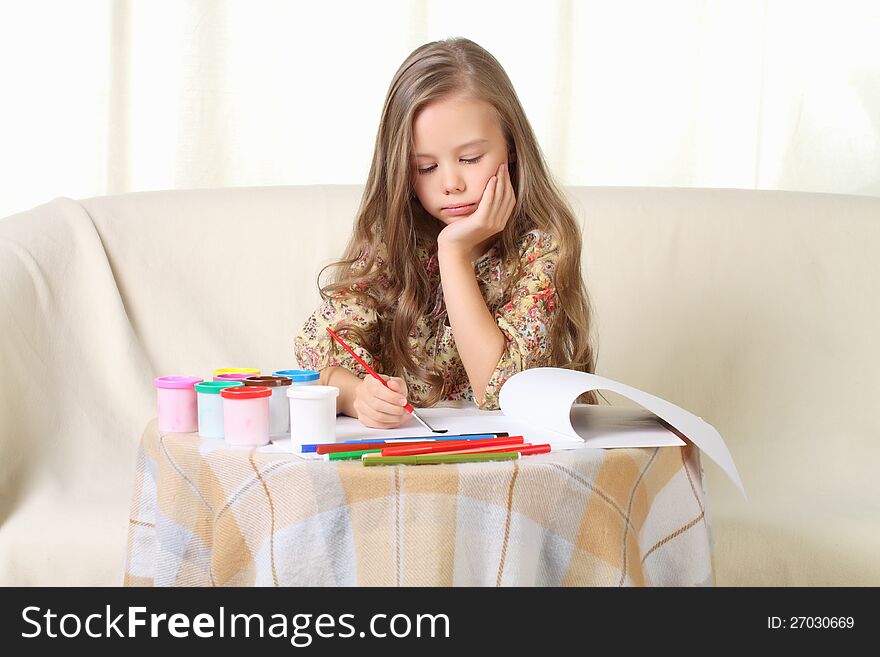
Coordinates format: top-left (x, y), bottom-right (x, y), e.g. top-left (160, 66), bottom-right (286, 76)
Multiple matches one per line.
top-left (263, 404), bottom-right (682, 457)
top-left (261, 368), bottom-right (745, 498)
top-left (263, 407), bottom-right (529, 458)
top-left (498, 367), bottom-right (745, 496)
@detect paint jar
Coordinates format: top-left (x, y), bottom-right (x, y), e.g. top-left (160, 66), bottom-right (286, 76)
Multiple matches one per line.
top-left (195, 381), bottom-right (244, 439)
top-left (287, 385), bottom-right (339, 448)
top-left (273, 369), bottom-right (320, 386)
top-left (154, 376), bottom-right (203, 433)
top-left (243, 375), bottom-right (292, 437)
top-left (212, 368), bottom-right (260, 379)
top-left (214, 372), bottom-right (255, 383)
top-left (220, 385), bottom-right (272, 446)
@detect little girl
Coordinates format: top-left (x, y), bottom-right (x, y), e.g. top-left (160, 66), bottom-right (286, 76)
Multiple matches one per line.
top-left (295, 37), bottom-right (598, 429)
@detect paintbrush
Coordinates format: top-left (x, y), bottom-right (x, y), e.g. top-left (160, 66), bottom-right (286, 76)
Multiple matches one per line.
top-left (326, 327), bottom-right (448, 433)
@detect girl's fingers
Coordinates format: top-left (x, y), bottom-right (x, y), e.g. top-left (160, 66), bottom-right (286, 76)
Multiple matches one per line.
top-left (368, 395), bottom-right (408, 416)
top-left (390, 376), bottom-right (408, 398)
top-left (471, 172), bottom-right (500, 228)
top-left (497, 166), bottom-right (508, 209)
top-left (386, 376), bottom-right (408, 397)
top-left (479, 177), bottom-right (497, 227)
top-left (367, 375), bottom-right (407, 404)
top-left (486, 167), bottom-right (506, 230)
top-left (361, 415), bottom-right (396, 429)
top-left (356, 395), bottom-right (409, 426)
top-left (361, 377), bottom-right (409, 428)
top-left (367, 415), bottom-right (410, 429)
top-left (372, 375), bottom-right (399, 398)
top-left (356, 376), bottom-right (411, 428)
top-left (501, 164), bottom-right (515, 218)
top-left (480, 174), bottom-right (495, 203)
top-left (484, 177), bottom-right (497, 217)
top-left (495, 163), bottom-right (510, 212)
top-left (362, 408), bottom-right (411, 429)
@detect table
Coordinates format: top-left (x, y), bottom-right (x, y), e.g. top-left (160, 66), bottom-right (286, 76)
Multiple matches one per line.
top-left (124, 419), bottom-right (714, 586)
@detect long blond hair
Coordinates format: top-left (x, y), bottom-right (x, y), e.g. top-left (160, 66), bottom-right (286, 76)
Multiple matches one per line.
top-left (320, 37), bottom-right (598, 405)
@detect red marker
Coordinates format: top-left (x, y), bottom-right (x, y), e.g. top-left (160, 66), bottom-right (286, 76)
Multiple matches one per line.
top-left (316, 440), bottom-right (436, 455)
top-left (399, 444), bottom-right (552, 457)
top-left (381, 436), bottom-right (524, 457)
top-left (475, 444), bottom-right (552, 456)
top-left (364, 443), bottom-right (552, 459)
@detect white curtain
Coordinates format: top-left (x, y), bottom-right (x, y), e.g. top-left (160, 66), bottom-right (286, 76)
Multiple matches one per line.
top-left (1, 0), bottom-right (878, 219)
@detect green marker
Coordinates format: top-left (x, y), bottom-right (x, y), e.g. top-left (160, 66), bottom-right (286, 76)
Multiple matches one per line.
top-left (362, 451), bottom-right (520, 466)
top-left (327, 448), bottom-right (382, 461)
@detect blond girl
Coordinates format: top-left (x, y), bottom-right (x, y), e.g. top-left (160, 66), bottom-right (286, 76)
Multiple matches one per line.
top-left (295, 37), bottom-right (597, 429)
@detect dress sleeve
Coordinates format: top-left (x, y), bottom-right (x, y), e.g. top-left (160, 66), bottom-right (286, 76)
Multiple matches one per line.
top-left (293, 290), bottom-right (383, 378)
top-left (478, 231), bottom-right (561, 410)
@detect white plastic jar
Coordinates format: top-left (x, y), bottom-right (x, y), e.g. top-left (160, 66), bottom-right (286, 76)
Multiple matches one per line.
top-left (274, 369), bottom-right (320, 387)
top-left (243, 375), bottom-right (292, 437)
top-left (287, 385), bottom-right (339, 449)
top-left (195, 380), bottom-right (244, 439)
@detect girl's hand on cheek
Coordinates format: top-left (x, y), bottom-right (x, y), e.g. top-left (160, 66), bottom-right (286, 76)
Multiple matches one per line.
top-left (437, 162), bottom-right (516, 257)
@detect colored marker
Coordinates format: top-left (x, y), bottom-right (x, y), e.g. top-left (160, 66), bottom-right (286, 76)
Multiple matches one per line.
top-left (327, 449), bottom-right (382, 461)
top-left (485, 444), bottom-right (551, 456)
top-left (403, 443), bottom-right (552, 457)
top-left (362, 451), bottom-right (520, 466)
top-left (341, 432), bottom-right (508, 445)
top-left (302, 432), bottom-right (506, 453)
top-left (381, 436), bottom-right (524, 457)
top-left (313, 433), bottom-right (500, 454)
top-left (317, 441), bottom-right (435, 455)
top-left (330, 444), bottom-right (548, 461)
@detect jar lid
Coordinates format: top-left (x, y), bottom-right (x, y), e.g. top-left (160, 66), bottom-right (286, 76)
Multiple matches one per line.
top-left (221, 385), bottom-right (272, 400)
top-left (214, 373), bottom-right (253, 382)
top-left (274, 369), bottom-right (320, 382)
top-left (286, 385), bottom-right (340, 400)
top-left (244, 375), bottom-right (292, 387)
top-left (195, 381), bottom-right (244, 394)
top-left (212, 367), bottom-right (260, 377)
top-left (154, 376), bottom-right (203, 390)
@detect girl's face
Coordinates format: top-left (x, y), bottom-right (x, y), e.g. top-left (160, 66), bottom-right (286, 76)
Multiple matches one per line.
top-left (411, 95), bottom-right (510, 226)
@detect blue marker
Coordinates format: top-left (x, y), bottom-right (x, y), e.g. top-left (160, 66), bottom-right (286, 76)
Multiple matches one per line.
top-left (300, 432), bottom-right (508, 453)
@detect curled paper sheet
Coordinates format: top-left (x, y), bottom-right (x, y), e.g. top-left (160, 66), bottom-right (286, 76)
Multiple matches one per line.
top-left (499, 367), bottom-right (746, 497)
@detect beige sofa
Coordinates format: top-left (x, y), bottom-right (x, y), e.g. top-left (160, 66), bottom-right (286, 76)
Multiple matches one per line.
top-left (1, 185), bottom-right (878, 586)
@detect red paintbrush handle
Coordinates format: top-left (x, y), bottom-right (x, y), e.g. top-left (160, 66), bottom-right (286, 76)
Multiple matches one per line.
top-left (326, 327), bottom-right (416, 413)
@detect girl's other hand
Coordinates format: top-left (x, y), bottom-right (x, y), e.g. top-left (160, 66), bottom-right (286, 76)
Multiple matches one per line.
top-left (353, 374), bottom-right (412, 429)
top-left (437, 161), bottom-right (516, 258)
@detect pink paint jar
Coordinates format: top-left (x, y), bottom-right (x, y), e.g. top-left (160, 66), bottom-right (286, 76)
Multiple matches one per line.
top-left (154, 376), bottom-right (203, 433)
top-left (220, 385), bottom-right (272, 446)
top-left (214, 372), bottom-right (256, 383)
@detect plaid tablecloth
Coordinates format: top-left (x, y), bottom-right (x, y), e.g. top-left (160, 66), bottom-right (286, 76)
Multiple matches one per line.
top-left (124, 419), bottom-right (714, 586)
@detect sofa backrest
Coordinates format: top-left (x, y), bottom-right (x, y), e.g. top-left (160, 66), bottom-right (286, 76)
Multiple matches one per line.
top-left (2, 184), bottom-right (879, 584)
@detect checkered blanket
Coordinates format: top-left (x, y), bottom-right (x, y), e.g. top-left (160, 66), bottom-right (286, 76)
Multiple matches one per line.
top-left (124, 420), bottom-right (714, 586)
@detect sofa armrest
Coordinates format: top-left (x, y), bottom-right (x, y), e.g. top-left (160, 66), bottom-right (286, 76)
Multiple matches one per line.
top-left (0, 198), bottom-right (151, 550)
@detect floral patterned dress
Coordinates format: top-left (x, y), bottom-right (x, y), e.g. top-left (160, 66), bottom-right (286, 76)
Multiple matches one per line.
top-left (294, 229), bottom-right (560, 410)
